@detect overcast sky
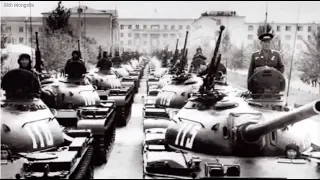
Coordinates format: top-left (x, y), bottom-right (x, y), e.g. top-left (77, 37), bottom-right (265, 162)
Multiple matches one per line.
top-left (1, 1), bottom-right (320, 23)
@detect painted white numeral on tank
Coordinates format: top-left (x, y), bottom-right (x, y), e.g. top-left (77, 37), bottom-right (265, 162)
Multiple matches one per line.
top-left (185, 126), bottom-right (201, 149)
top-left (82, 91), bottom-right (95, 106)
top-left (174, 123), bottom-right (200, 149)
top-left (175, 123), bottom-right (187, 145)
top-left (159, 92), bottom-right (174, 106)
top-left (25, 122), bottom-right (54, 149)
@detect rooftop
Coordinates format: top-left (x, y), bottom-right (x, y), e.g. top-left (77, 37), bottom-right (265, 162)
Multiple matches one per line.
top-left (41, 6), bottom-right (117, 16)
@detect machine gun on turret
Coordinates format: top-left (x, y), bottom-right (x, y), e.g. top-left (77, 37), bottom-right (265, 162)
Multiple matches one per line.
top-left (169, 39), bottom-right (180, 71)
top-left (97, 45), bottom-right (102, 60)
top-left (189, 25), bottom-right (225, 107)
top-left (109, 46), bottom-right (113, 58)
top-left (34, 32), bottom-right (42, 74)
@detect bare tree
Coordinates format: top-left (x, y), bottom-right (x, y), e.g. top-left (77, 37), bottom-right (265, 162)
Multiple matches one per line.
top-left (230, 43), bottom-right (250, 70)
top-left (1, 21), bottom-right (11, 75)
top-left (299, 30), bottom-right (320, 91)
top-left (221, 30), bottom-right (232, 68)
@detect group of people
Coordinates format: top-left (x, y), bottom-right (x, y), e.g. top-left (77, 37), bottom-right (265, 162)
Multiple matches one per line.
top-left (14, 24), bottom-right (286, 92)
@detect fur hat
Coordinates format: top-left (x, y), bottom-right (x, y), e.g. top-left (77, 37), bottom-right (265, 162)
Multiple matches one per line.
top-left (257, 24), bottom-right (275, 41)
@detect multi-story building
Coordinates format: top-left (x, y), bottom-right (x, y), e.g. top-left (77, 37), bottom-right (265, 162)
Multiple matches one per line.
top-left (2, 8), bottom-right (319, 55)
top-left (2, 6), bottom-right (119, 50)
top-left (118, 18), bottom-right (194, 53)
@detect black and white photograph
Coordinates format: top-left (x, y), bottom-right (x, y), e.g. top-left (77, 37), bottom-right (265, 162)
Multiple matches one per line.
top-left (1, 1), bottom-right (320, 179)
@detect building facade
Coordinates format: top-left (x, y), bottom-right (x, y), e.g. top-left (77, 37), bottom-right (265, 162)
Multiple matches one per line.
top-left (2, 8), bottom-right (320, 55)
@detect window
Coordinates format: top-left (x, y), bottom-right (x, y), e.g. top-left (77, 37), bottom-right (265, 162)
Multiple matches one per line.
top-left (120, 25), bottom-right (124, 29)
top-left (277, 26), bottom-right (281, 32)
top-left (248, 25), bottom-right (253, 31)
top-left (308, 35), bottom-right (312, 41)
top-left (128, 40), bottom-right (132, 45)
top-left (120, 41), bottom-right (124, 45)
top-left (143, 25), bottom-right (147, 29)
top-left (151, 25), bottom-right (160, 30)
top-left (81, 21), bottom-right (83, 27)
top-left (179, 25), bottom-right (183, 30)
top-left (19, 26), bottom-right (24, 33)
top-left (164, 25), bottom-right (168, 30)
top-left (285, 26), bottom-right (291, 31)
top-left (297, 26), bottom-right (303, 31)
top-left (308, 26), bottom-right (312, 32)
top-left (163, 34), bottom-right (168, 38)
top-left (6, 26), bottom-right (11, 32)
top-left (128, 33), bottom-right (132, 37)
top-left (120, 33), bottom-right (124, 37)
top-left (297, 35), bottom-right (303, 40)
top-left (128, 25), bottom-right (132, 29)
top-left (135, 33), bottom-right (140, 38)
top-left (19, 37), bottom-right (24, 43)
top-left (186, 25), bottom-right (190, 30)
top-left (170, 33), bottom-right (175, 38)
top-left (248, 35), bottom-right (253, 40)
top-left (285, 35), bottom-right (291, 40)
top-left (171, 25), bottom-right (175, 30)
top-left (144, 41), bottom-right (147, 45)
top-left (136, 25), bottom-right (139, 29)
top-left (216, 19), bottom-right (221, 25)
top-left (143, 34), bottom-right (148, 38)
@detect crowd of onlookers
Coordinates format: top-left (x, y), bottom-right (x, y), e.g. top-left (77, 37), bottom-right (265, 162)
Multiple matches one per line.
top-left (300, 75), bottom-right (320, 88)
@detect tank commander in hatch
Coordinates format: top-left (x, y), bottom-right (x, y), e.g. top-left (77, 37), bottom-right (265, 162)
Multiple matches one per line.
top-left (247, 24), bottom-right (284, 88)
top-left (65, 50), bottom-right (84, 66)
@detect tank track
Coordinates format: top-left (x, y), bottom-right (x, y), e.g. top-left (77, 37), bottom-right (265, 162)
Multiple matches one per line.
top-left (72, 145), bottom-right (94, 179)
top-left (93, 124), bottom-right (116, 165)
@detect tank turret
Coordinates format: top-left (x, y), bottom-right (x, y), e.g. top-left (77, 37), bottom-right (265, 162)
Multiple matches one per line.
top-left (40, 61), bottom-right (117, 165)
top-left (1, 68), bottom-right (96, 179)
top-left (165, 99), bottom-right (320, 157)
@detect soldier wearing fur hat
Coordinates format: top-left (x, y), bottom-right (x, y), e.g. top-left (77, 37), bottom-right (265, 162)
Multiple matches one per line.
top-left (18, 53), bottom-right (41, 80)
top-left (247, 24), bottom-right (285, 85)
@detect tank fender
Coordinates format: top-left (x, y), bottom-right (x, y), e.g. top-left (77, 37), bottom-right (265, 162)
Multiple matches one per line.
top-left (56, 109), bottom-right (78, 119)
top-left (108, 95), bottom-right (131, 106)
top-left (77, 107), bottom-right (116, 135)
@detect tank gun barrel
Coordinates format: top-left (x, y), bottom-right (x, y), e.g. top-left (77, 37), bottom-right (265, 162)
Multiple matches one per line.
top-left (241, 100), bottom-right (320, 142)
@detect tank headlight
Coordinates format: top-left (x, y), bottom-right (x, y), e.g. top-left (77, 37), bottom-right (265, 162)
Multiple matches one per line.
top-left (226, 165), bottom-right (240, 176)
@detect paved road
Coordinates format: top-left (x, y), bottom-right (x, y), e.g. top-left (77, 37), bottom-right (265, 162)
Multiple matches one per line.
top-left (94, 67), bottom-right (148, 179)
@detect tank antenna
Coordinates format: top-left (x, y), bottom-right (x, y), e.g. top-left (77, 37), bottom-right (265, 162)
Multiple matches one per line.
top-left (285, 4), bottom-right (301, 106)
top-left (265, 2), bottom-right (268, 33)
top-left (29, 1), bottom-right (33, 61)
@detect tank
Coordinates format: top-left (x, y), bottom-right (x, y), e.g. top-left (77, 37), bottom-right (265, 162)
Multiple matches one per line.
top-left (143, 27), bottom-right (241, 132)
top-left (1, 69), bottom-right (95, 179)
top-left (142, 25), bottom-right (320, 179)
top-left (40, 61), bottom-right (116, 166)
top-left (86, 68), bottom-right (134, 127)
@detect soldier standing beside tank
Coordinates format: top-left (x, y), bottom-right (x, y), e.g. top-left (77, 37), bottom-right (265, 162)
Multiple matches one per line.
top-left (247, 25), bottom-right (285, 88)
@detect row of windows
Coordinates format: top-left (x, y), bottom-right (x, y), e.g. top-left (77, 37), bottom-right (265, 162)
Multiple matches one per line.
top-left (120, 24), bottom-right (191, 30)
top-left (120, 32), bottom-right (181, 38)
top-left (248, 25), bottom-right (320, 32)
top-left (247, 34), bottom-right (312, 41)
top-left (7, 37), bottom-right (33, 44)
top-left (5, 26), bottom-right (40, 33)
top-left (119, 40), bottom-right (175, 46)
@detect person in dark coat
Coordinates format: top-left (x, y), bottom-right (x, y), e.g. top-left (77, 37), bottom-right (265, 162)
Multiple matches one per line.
top-left (247, 26), bottom-right (285, 86)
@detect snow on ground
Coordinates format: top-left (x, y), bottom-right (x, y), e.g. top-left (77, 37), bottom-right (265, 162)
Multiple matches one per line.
top-left (228, 68), bottom-right (320, 95)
